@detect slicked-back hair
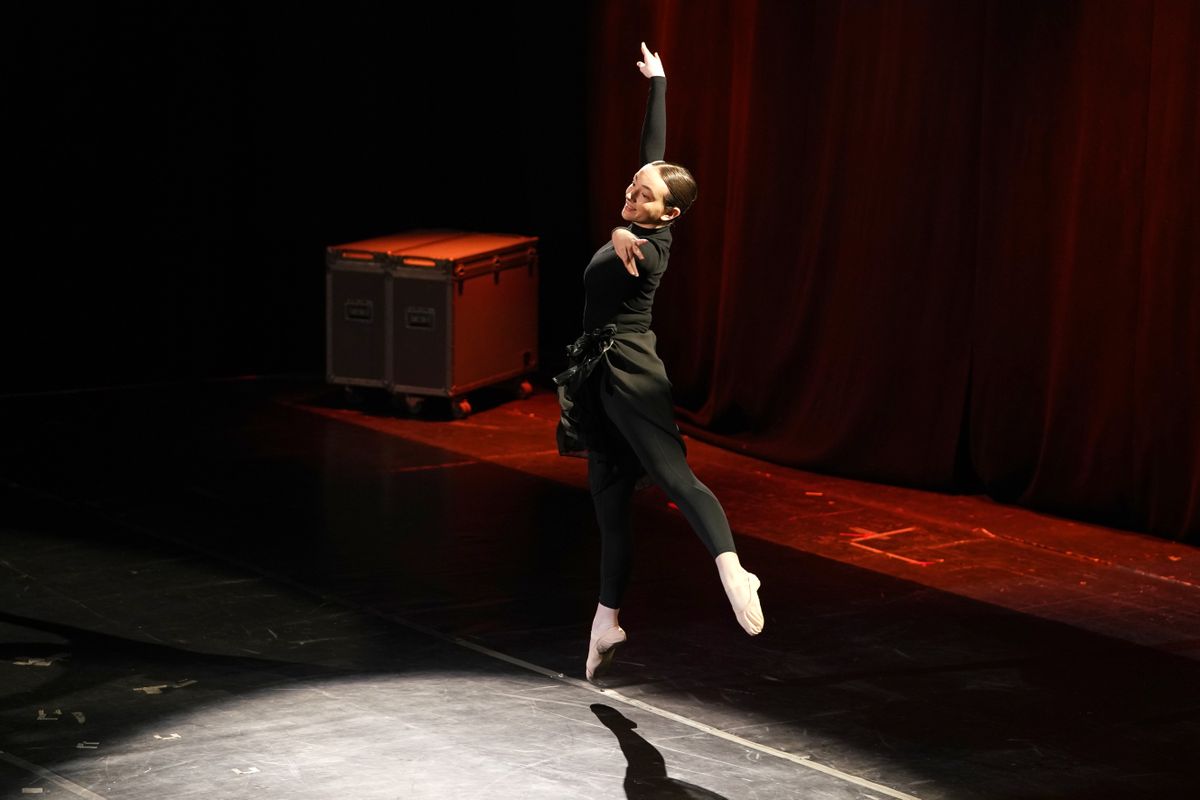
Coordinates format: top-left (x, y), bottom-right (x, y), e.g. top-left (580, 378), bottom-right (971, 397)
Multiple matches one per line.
top-left (650, 160), bottom-right (697, 222)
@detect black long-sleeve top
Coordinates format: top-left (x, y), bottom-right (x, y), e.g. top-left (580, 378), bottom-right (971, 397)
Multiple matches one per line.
top-left (582, 76), bottom-right (672, 333)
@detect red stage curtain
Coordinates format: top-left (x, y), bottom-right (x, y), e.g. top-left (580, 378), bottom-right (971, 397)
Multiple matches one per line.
top-left (588, 0), bottom-right (1199, 542)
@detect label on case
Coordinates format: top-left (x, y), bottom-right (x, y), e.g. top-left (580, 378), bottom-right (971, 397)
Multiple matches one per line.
top-left (405, 306), bottom-right (436, 329)
top-left (344, 300), bottom-right (374, 323)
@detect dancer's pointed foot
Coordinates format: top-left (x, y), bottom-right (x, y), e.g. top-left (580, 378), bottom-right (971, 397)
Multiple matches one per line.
top-left (716, 553), bottom-right (765, 635)
top-left (723, 570), bottom-right (764, 635)
top-left (585, 625), bottom-right (627, 682)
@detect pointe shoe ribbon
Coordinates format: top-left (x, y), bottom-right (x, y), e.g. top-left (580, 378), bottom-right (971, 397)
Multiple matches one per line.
top-left (585, 625), bottom-right (627, 682)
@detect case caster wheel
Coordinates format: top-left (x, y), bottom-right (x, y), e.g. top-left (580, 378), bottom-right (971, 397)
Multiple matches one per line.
top-left (516, 379), bottom-right (533, 400)
top-left (451, 398), bottom-right (472, 419)
top-left (343, 386), bottom-right (364, 406)
top-left (403, 395), bottom-right (425, 415)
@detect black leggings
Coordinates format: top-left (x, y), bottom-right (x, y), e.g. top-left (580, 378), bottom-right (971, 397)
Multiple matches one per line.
top-left (587, 373), bottom-right (736, 609)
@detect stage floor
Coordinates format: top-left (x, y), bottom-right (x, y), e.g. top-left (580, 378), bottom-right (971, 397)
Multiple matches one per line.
top-left (1, 377), bottom-right (1197, 799)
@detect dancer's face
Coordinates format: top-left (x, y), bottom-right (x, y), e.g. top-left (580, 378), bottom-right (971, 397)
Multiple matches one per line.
top-left (621, 164), bottom-right (680, 227)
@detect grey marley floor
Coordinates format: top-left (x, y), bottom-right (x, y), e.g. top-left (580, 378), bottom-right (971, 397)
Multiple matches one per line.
top-left (2, 378), bottom-right (1198, 799)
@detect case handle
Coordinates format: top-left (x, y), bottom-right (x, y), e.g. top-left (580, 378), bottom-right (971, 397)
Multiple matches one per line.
top-left (334, 248), bottom-right (385, 263)
top-left (399, 256), bottom-right (440, 268)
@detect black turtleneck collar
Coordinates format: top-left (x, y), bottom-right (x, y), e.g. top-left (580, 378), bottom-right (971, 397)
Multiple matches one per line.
top-left (629, 221), bottom-right (673, 238)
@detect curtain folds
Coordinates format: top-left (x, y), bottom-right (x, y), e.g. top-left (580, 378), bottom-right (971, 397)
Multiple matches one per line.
top-left (588, 0), bottom-right (1199, 541)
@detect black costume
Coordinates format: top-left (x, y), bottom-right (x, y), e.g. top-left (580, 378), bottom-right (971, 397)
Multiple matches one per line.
top-left (554, 76), bottom-right (736, 609)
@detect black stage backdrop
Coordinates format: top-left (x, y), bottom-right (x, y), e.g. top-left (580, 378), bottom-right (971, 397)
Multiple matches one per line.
top-left (590, 0), bottom-right (1198, 542)
top-left (9, 2), bottom-right (1198, 542)
top-left (8, 4), bottom-right (593, 397)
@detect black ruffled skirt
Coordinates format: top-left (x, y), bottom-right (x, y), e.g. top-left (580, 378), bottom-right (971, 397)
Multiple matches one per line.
top-left (553, 324), bottom-right (687, 491)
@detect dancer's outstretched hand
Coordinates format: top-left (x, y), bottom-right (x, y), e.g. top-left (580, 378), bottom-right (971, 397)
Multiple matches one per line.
top-left (613, 228), bottom-right (647, 277)
top-left (636, 42), bottom-right (665, 79)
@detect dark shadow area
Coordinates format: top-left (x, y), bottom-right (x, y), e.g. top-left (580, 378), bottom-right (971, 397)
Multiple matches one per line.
top-left (1, 378), bottom-right (1198, 799)
top-left (8, 5), bottom-right (592, 395)
top-left (316, 380), bottom-right (550, 424)
top-left (591, 704), bottom-right (727, 800)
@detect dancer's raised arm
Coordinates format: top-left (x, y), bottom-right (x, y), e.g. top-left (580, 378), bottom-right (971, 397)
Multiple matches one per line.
top-left (613, 43), bottom-right (669, 276)
top-left (637, 41), bottom-right (666, 164)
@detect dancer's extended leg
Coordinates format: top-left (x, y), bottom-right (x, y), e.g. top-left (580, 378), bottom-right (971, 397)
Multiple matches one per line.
top-left (588, 448), bottom-right (637, 610)
top-left (585, 448), bottom-right (635, 680)
top-left (599, 383), bottom-right (764, 635)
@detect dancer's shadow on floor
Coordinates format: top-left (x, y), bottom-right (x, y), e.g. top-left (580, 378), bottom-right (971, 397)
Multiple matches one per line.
top-left (592, 704), bottom-right (728, 800)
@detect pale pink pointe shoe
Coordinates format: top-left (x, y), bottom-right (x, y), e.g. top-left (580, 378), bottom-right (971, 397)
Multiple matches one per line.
top-left (727, 571), bottom-right (764, 635)
top-left (585, 625), bottom-right (627, 682)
